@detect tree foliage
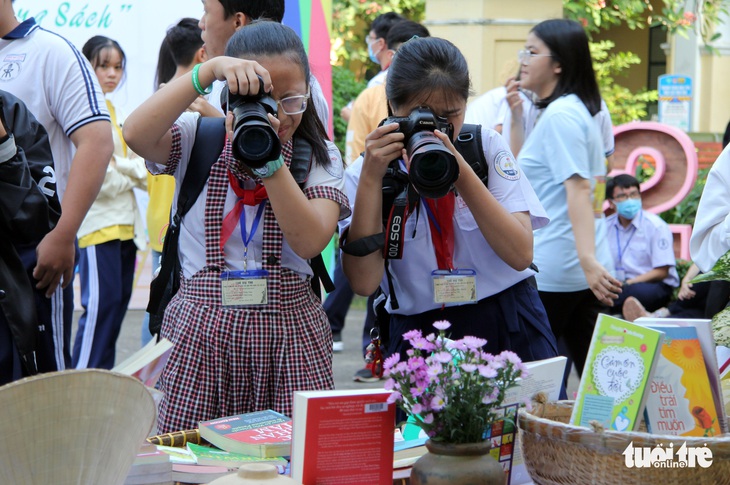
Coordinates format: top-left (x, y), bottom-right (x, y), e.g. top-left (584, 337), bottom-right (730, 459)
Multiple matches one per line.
top-left (331, 0), bottom-right (424, 81)
top-left (590, 40), bottom-right (658, 124)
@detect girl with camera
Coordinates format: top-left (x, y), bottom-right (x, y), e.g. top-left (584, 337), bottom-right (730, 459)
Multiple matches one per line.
top-left (73, 36), bottom-right (148, 370)
top-left (124, 21), bottom-right (349, 433)
top-left (341, 36), bottom-right (558, 366)
top-left (514, 19), bottom-right (621, 383)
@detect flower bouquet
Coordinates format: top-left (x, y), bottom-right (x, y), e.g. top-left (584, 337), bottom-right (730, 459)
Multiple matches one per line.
top-left (383, 320), bottom-right (526, 444)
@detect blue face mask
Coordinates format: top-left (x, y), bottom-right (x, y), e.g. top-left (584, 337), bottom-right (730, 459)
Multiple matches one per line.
top-left (616, 198), bottom-right (642, 220)
top-left (368, 42), bottom-right (380, 64)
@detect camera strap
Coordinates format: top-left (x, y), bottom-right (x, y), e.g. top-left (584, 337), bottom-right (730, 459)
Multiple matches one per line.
top-left (384, 185), bottom-right (410, 260)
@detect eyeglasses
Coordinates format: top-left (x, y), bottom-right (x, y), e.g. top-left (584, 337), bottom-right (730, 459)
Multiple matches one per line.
top-left (518, 49), bottom-right (552, 65)
top-left (277, 91), bottom-right (310, 115)
top-left (612, 191), bottom-right (641, 202)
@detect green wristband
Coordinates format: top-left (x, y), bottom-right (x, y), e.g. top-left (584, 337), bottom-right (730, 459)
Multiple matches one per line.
top-left (252, 156), bottom-right (285, 178)
top-left (191, 63), bottom-right (212, 96)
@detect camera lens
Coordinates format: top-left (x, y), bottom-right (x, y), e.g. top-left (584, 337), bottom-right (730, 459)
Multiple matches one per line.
top-left (407, 132), bottom-right (458, 199)
top-left (233, 122), bottom-right (275, 164)
top-left (230, 102), bottom-right (281, 168)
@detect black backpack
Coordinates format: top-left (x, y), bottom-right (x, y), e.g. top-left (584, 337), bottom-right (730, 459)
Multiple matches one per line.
top-left (147, 117), bottom-right (334, 337)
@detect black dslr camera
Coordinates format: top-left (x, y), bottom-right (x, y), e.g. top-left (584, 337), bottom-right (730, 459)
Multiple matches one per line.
top-left (381, 107), bottom-right (458, 200)
top-left (220, 79), bottom-right (281, 168)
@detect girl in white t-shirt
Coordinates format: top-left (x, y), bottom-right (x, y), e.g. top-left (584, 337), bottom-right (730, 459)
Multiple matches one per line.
top-left (123, 21), bottom-right (349, 433)
top-left (515, 19), bottom-right (622, 384)
top-left (341, 37), bottom-right (558, 373)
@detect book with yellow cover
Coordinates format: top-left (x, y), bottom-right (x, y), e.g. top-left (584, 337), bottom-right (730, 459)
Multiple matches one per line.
top-left (642, 324), bottom-right (722, 437)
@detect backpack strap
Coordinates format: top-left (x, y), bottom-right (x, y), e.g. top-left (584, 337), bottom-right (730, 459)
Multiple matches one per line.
top-left (290, 137), bottom-right (335, 297)
top-left (453, 123), bottom-right (488, 187)
top-left (147, 116), bottom-right (226, 316)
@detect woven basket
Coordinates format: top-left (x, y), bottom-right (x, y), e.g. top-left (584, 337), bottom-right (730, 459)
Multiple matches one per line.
top-left (0, 369), bottom-right (157, 485)
top-left (518, 399), bottom-right (730, 485)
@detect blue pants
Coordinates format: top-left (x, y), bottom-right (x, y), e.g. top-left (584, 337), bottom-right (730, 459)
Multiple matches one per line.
top-left (389, 280), bottom-right (559, 365)
top-left (72, 239), bottom-right (136, 369)
top-left (1, 246), bottom-right (74, 385)
top-left (616, 281), bottom-right (673, 313)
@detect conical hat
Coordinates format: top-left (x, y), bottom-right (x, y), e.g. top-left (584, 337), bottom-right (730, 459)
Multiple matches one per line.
top-left (0, 369), bottom-right (157, 485)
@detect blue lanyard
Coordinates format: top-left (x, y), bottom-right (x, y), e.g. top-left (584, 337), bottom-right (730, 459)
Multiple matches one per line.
top-left (422, 201), bottom-right (442, 234)
top-left (239, 203), bottom-right (266, 265)
top-left (614, 224), bottom-right (637, 269)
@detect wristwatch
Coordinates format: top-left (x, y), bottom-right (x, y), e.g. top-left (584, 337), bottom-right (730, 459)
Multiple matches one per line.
top-left (252, 156), bottom-right (284, 178)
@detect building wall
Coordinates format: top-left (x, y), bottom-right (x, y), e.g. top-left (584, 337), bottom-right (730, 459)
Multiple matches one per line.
top-left (424, 0), bottom-right (562, 98)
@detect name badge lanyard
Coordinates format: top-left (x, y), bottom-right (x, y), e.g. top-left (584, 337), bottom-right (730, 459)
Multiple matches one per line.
top-left (220, 170), bottom-right (268, 270)
top-left (614, 224), bottom-right (637, 279)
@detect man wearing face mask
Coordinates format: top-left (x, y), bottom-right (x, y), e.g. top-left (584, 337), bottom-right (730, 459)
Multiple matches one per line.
top-left (606, 174), bottom-right (678, 318)
top-left (339, 12), bottom-right (404, 123)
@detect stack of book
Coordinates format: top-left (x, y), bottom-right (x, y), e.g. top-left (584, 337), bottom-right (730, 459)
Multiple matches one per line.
top-left (570, 314), bottom-right (728, 437)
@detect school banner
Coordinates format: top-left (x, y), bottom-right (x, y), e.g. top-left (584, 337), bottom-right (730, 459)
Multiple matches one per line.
top-left (12, 0), bottom-right (333, 129)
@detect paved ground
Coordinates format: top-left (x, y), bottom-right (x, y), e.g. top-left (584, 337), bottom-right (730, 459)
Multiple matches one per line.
top-left (72, 250), bottom-right (578, 394)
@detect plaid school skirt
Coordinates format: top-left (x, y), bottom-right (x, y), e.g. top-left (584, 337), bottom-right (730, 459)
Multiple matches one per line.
top-left (156, 270), bottom-right (334, 433)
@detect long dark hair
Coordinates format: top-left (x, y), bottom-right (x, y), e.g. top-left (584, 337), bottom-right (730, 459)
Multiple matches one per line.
top-left (225, 20), bottom-right (330, 167)
top-left (386, 37), bottom-right (471, 113)
top-left (155, 18), bottom-right (203, 88)
top-left (82, 35), bottom-right (126, 81)
top-left (531, 19), bottom-right (601, 116)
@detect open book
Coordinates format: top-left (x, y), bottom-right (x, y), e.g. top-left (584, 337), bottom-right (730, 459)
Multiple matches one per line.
top-left (112, 338), bottom-right (173, 387)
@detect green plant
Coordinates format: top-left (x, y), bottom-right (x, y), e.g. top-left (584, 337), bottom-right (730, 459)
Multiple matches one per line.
top-left (634, 154), bottom-right (657, 182)
top-left (331, 64), bottom-right (366, 155)
top-left (331, 0), bottom-right (425, 79)
top-left (565, 0), bottom-right (729, 48)
top-left (590, 40), bottom-right (658, 125)
top-left (384, 321), bottom-right (524, 444)
top-left (659, 168), bottom-right (710, 226)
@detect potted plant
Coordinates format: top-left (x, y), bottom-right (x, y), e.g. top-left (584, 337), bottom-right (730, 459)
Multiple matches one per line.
top-left (383, 321), bottom-right (525, 485)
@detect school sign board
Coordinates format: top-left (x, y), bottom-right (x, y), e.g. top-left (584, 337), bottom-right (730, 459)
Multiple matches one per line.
top-left (658, 74), bottom-right (692, 133)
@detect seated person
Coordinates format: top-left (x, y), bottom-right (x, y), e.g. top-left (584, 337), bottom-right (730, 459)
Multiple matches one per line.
top-left (606, 174), bottom-right (679, 317)
top-left (623, 262), bottom-right (730, 321)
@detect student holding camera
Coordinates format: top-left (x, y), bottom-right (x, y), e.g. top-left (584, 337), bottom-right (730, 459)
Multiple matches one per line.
top-left (124, 21), bottom-right (350, 433)
top-left (341, 36), bottom-right (558, 364)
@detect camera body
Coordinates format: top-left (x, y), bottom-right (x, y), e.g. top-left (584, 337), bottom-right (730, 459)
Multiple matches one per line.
top-left (382, 107), bottom-right (458, 200)
top-left (221, 81), bottom-right (281, 168)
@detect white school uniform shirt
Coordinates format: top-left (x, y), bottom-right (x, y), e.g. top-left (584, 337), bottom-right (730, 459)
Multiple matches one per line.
top-left (606, 210), bottom-right (679, 287)
top-left (464, 86), bottom-right (506, 129)
top-left (690, 145), bottom-right (730, 272)
top-left (0, 18), bottom-right (110, 200)
top-left (518, 94), bottom-right (614, 292)
top-left (339, 127), bottom-right (549, 315)
top-left (497, 96), bottom-right (614, 158)
top-left (147, 112), bottom-right (347, 279)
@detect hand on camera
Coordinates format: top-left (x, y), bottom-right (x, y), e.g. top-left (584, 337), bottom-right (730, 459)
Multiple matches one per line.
top-left (362, 122), bottom-right (404, 180)
top-left (209, 57), bottom-right (272, 97)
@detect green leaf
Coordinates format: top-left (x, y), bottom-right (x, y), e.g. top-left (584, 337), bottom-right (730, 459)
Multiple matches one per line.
top-left (691, 250), bottom-right (730, 284)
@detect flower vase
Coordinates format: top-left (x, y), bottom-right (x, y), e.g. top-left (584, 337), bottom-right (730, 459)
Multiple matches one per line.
top-left (410, 439), bottom-right (506, 485)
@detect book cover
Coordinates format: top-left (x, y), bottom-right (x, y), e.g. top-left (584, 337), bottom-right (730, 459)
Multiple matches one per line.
top-left (170, 463), bottom-right (236, 483)
top-left (641, 324), bottom-right (722, 436)
top-left (570, 314), bottom-right (665, 431)
top-left (186, 442), bottom-right (288, 468)
top-left (199, 409), bottom-right (292, 458)
top-left (112, 337), bottom-right (173, 388)
top-left (291, 389), bottom-right (395, 485)
top-left (636, 317), bottom-right (729, 433)
top-left (498, 356), bottom-right (567, 485)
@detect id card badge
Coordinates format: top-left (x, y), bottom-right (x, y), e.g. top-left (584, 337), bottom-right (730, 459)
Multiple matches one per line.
top-left (615, 267), bottom-right (626, 282)
top-left (432, 269), bottom-right (477, 304)
top-left (220, 269), bottom-right (269, 306)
